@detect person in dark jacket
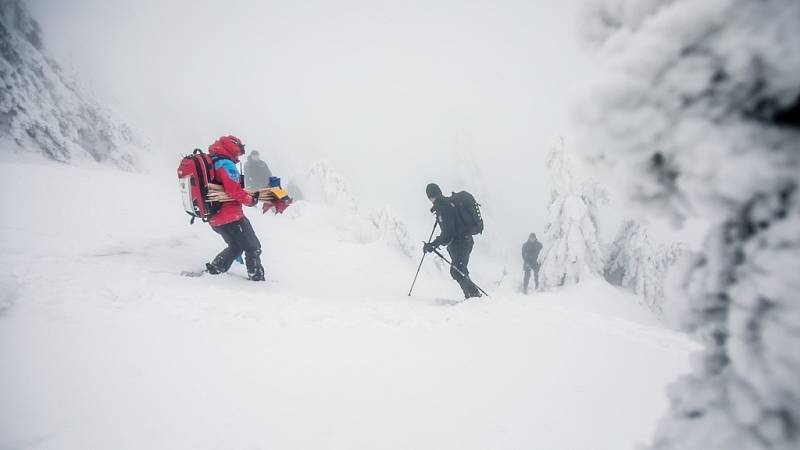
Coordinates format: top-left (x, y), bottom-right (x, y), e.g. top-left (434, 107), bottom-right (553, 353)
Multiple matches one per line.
top-left (205, 135), bottom-right (266, 281)
top-left (521, 232), bottom-right (543, 293)
top-left (244, 150), bottom-right (272, 189)
top-left (422, 183), bottom-right (482, 299)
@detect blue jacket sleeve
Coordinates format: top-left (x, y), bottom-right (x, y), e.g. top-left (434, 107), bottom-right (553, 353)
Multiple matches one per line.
top-left (215, 160), bottom-right (255, 206)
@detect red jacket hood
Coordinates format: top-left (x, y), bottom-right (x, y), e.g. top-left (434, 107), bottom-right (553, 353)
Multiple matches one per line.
top-left (209, 135), bottom-right (243, 162)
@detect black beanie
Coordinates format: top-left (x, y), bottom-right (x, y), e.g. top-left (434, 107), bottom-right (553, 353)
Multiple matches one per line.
top-left (426, 183), bottom-right (442, 199)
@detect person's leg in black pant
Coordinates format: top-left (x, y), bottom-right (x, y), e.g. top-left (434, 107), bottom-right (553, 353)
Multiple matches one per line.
top-left (447, 236), bottom-right (480, 298)
top-left (207, 218), bottom-right (265, 281)
top-left (523, 263), bottom-right (531, 294)
top-left (207, 221), bottom-right (243, 274)
top-left (235, 217), bottom-right (265, 281)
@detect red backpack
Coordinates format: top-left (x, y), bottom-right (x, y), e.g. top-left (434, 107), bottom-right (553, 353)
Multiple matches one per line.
top-left (177, 149), bottom-right (221, 223)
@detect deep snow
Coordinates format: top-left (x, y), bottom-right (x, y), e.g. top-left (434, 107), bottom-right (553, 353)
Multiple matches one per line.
top-left (0, 159), bottom-right (696, 450)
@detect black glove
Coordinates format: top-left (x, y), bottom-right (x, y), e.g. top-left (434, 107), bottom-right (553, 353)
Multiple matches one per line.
top-left (250, 191), bottom-right (260, 206)
top-left (423, 242), bottom-right (438, 254)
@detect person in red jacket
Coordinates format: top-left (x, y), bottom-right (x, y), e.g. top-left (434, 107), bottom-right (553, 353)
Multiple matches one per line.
top-left (205, 135), bottom-right (266, 281)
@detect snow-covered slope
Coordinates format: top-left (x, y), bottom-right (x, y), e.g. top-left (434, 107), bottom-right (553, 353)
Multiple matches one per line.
top-left (0, 160), bottom-right (696, 450)
top-left (0, 1), bottom-right (142, 169)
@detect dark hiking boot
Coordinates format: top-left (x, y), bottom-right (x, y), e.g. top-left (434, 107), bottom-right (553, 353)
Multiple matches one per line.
top-left (462, 288), bottom-right (482, 299)
top-left (248, 267), bottom-right (266, 282)
top-left (462, 277), bottom-right (482, 299)
top-left (205, 262), bottom-right (224, 275)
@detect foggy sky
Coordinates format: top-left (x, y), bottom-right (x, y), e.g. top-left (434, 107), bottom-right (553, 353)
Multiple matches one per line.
top-left (28, 0), bottom-right (593, 256)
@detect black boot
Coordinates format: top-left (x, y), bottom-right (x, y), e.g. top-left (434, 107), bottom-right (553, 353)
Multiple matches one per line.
top-left (465, 278), bottom-right (482, 298)
top-left (205, 262), bottom-right (224, 275)
top-left (244, 249), bottom-right (265, 281)
top-left (457, 278), bottom-right (481, 299)
top-left (467, 287), bottom-right (482, 299)
top-left (248, 266), bottom-right (265, 281)
top-left (208, 246), bottom-right (240, 274)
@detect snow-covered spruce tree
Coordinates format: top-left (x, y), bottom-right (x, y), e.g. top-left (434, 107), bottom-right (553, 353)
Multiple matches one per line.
top-left (0, 0), bottom-right (141, 168)
top-left (605, 220), bottom-right (662, 312)
top-left (580, 0), bottom-right (800, 448)
top-left (538, 145), bottom-right (606, 288)
top-left (605, 220), bottom-right (688, 314)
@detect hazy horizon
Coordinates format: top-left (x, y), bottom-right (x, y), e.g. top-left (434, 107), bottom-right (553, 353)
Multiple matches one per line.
top-left (29, 0), bottom-right (596, 255)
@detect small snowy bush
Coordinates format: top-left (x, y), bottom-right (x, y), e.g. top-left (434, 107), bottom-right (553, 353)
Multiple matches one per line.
top-left (367, 207), bottom-right (416, 258)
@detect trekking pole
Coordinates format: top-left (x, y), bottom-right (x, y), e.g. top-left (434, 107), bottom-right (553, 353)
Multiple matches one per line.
top-left (407, 220), bottom-right (438, 296)
top-left (431, 248), bottom-right (490, 298)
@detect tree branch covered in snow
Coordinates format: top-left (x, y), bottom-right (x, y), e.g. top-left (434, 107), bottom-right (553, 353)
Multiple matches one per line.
top-left (0, 1), bottom-right (143, 169)
top-left (580, 0), bottom-right (800, 448)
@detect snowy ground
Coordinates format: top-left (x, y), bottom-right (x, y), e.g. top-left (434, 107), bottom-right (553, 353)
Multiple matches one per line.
top-left (0, 160), bottom-right (696, 450)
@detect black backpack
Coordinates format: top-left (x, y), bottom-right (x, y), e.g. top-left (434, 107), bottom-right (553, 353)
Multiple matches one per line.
top-left (450, 191), bottom-right (483, 235)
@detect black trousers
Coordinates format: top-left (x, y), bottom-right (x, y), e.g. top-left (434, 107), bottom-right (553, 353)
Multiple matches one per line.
top-left (447, 235), bottom-right (479, 297)
top-left (523, 262), bottom-right (540, 293)
top-left (209, 217), bottom-right (264, 276)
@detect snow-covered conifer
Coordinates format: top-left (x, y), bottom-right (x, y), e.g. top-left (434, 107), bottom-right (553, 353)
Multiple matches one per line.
top-left (605, 221), bottom-right (688, 314)
top-left (580, 0), bottom-right (800, 447)
top-left (538, 144), bottom-right (606, 288)
top-left (605, 220), bottom-right (662, 312)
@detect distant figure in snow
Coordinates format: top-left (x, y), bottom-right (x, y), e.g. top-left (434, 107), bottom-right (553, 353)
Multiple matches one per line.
top-left (423, 183), bottom-right (482, 299)
top-left (244, 150), bottom-right (272, 189)
top-left (205, 135), bottom-right (265, 281)
top-left (521, 233), bottom-right (543, 293)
